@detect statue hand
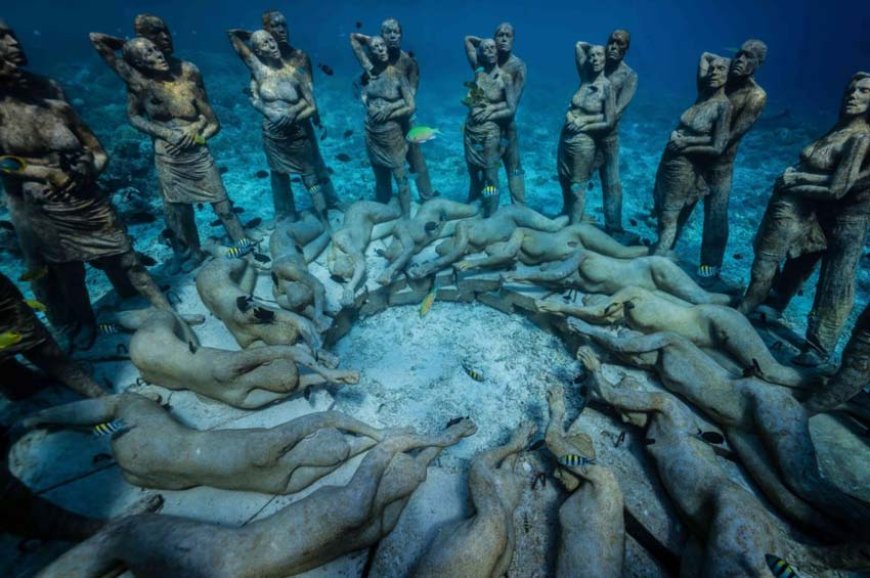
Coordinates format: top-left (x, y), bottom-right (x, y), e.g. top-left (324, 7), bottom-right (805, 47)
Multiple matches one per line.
top-left (535, 299), bottom-right (564, 315)
top-left (575, 346), bottom-right (601, 372)
top-left (454, 260), bottom-right (474, 272)
top-left (566, 317), bottom-right (595, 335)
top-left (340, 287), bottom-right (356, 307)
top-left (780, 166), bottom-right (798, 187)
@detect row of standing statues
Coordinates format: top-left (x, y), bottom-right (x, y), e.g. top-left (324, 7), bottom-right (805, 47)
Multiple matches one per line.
top-left (1, 8), bottom-right (869, 578)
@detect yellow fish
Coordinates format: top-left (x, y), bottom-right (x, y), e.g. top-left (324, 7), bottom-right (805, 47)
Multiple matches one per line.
top-left (93, 419), bottom-right (128, 438)
top-left (0, 154), bottom-right (27, 174)
top-left (192, 134), bottom-right (206, 145)
top-left (482, 185), bottom-right (498, 198)
top-left (765, 554), bottom-right (802, 578)
top-left (462, 363), bottom-right (484, 382)
top-left (25, 299), bottom-right (47, 312)
top-left (560, 454), bottom-right (595, 467)
top-left (0, 331), bottom-right (23, 351)
top-left (98, 323), bottom-right (119, 335)
top-left (19, 266), bottom-right (49, 282)
top-left (419, 287), bottom-right (436, 318)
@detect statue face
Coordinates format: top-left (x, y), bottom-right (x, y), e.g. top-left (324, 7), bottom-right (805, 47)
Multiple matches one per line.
top-left (370, 36), bottom-right (389, 63)
top-left (494, 24), bottom-right (513, 54)
top-left (480, 39), bottom-right (498, 65)
top-left (252, 31), bottom-right (281, 61)
top-left (138, 18), bottom-right (174, 56)
top-left (730, 49), bottom-right (759, 79)
top-left (706, 58), bottom-right (729, 90)
top-left (264, 13), bottom-right (289, 45)
top-left (843, 77), bottom-right (870, 117)
top-left (131, 39), bottom-right (170, 73)
top-left (381, 19), bottom-right (402, 50)
top-left (0, 57), bottom-right (22, 82)
top-left (589, 45), bottom-right (606, 74)
top-left (0, 26), bottom-right (26, 66)
top-left (606, 31), bottom-right (629, 63)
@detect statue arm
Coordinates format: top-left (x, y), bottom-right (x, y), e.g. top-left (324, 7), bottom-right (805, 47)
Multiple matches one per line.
top-left (615, 70), bottom-right (638, 118)
top-left (574, 42), bottom-right (591, 82)
top-left (511, 250), bottom-right (587, 283)
top-left (294, 76), bottom-right (318, 123)
top-left (728, 90), bottom-right (766, 143)
top-left (126, 89), bottom-right (173, 141)
top-left (696, 52), bottom-right (716, 92)
top-left (89, 32), bottom-right (137, 84)
top-left (786, 135), bottom-right (870, 199)
top-left (65, 105), bottom-right (109, 175)
top-left (350, 33), bottom-right (374, 73)
top-left (189, 65), bottom-right (221, 140)
top-left (464, 36), bottom-right (481, 69)
top-left (681, 102), bottom-right (732, 156)
top-left (580, 82), bottom-right (617, 133)
top-left (226, 29), bottom-right (258, 71)
top-left (408, 54), bottom-right (421, 93)
top-left (388, 76), bottom-right (416, 120)
top-left (19, 395), bottom-right (122, 430)
top-left (513, 59), bottom-right (527, 101)
top-left (487, 74), bottom-right (517, 121)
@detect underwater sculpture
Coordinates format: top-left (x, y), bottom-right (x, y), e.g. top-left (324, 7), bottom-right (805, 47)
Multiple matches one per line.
top-left (600, 29), bottom-right (638, 237)
top-left (537, 286), bottom-right (812, 388)
top-left (0, 30), bottom-right (171, 350)
top-left (90, 17), bottom-right (247, 271)
top-left (261, 10), bottom-right (340, 210)
top-left (412, 422), bottom-right (534, 578)
top-left (408, 205), bottom-right (565, 278)
top-left (128, 310), bottom-right (355, 408)
top-left (575, 346), bottom-right (870, 578)
top-left (557, 41), bottom-right (615, 224)
top-left (467, 23), bottom-right (527, 205)
top-left (502, 242), bottom-right (730, 306)
top-left (195, 257), bottom-right (327, 358)
top-left (376, 198), bottom-right (480, 284)
top-left (0, 272), bottom-right (106, 399)
top-left (568, 318), bottom-right (870, 539)
top-left (699, 40), bottom-right (767, 286)
top-left (328, 199), bottom-right (402, 306)
top-left (269, 213), bottom-right (332, 332)
top-left (379, 17), bottom-right (434, 201)
top-left (462, 36), bottom-right (518, 216)
top-left (21, 392), bottom-right (384, 494)
top-left (350, 33), bottom-right (416, 216)
top-left (227, 29), bottom-right (326, 222)
top-left (34, 419), bottom-right (478, 578)
top-left (740, 71), bottom-right (870, 366)
top-left (545, 386), bottom-right (624, 578)
top-left (652, 52), bottom-right (732, 256)
top-left (804, 302), bottom-right (870, 413)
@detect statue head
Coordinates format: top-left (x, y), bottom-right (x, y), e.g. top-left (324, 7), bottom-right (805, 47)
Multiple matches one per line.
top-left (262, 10), bottom-right (289, 45)
top-left (0, 19), bottom-right (26, 67)
top-left (380, 18), bottom-right (402, 50)
top-left (606, 29), bottom-right (630, 64)
top-left (250, 30), bottom-right (281, 62)
top-left (123, 37), bottom-right (170, 74)
top-left (328, 247), bottom-right (354, 280)
top-left (134, 14), bottom-right (173, 56)
top-left (368, 36), bottom-right (389, 64)
top-left (842, 72), bottom-right (870, 120)
top-left (730, 39), bottom-right (767, 80)
top-left (479, 38), bottom-right (498, 66)
top-left (587, 44), bottom-right (607, 75)
top-left (494, 22), bottom-right (514, 55)
top-left (704, 55), bottom-right (730, 91)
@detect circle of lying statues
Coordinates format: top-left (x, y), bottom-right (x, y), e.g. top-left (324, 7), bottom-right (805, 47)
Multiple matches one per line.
top-left (8, 197), bottom-right (870, 578)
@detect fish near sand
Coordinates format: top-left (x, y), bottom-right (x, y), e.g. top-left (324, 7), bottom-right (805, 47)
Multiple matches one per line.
top-left (0, 331), bottom-right (23, 351)
top-left (765, 554), bottom-right (802, 577)
top-left (419, 287), bottom-right (436, 317)
top-left (559, 454), bottom-right (595, 468)
top-left (406, 126), bottom-right (440, 144)
top-left (462, 362), bottom-right (484, 382)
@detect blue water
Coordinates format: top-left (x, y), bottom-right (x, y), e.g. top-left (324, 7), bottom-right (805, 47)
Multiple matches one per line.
top-left (2, 0), bottom-right (869, 340)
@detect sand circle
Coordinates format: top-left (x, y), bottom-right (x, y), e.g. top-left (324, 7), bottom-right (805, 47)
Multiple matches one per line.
top-left (331, 300), bottom-right (579, 467)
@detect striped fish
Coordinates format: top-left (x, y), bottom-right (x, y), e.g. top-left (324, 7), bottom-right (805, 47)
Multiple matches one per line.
top-left (98, 323), bottom-right (119, 335)
top-left (560, 454), bottom-right (595, 468)
top-left (93, 419), bottom-right (127, 438)
top-left (462, 363), bottom-right (484, 382)
top-left (419, 288), bottom-right (436, 317)
top-left (25, 299), bottom-right (47, 312)
top-left (482, 184), bottom-right (498, 198)
top-left (765, 554), bottom-right (801, 578)
top-left (225, 244), bottom-right (255, 259)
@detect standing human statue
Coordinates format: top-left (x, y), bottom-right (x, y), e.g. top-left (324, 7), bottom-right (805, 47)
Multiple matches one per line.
top-left (0, 21), bottom-right (171, 350)
top-left (462, 37), bottom-right (517, 216)
top-left (261, 10), bottom-right (341, 211)
top-left (739, 72), bottom-right (870, 366)
top-left (349, 34), bottom-right (416, 216)
top-left (467, 23), bottom-right (527, 205)
top-left (651, 52), bottom-right (732, 256)
top-left (699, 40), bottom-right (767, 287)
top-left (600, 29), bottom-right (638, 237)
top-left (227, 29), bottom-right (327, 223)
top-left (557, 41), bottom-right (616, 224)
top-left (90, 14), bottom-right (247, 273)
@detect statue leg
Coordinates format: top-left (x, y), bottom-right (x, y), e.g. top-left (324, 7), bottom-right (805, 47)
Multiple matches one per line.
top-left (163, 200), bottom-right (200, 261)
top-left (502, 122), bottom-right (525, 205)
top-left (482, 163), bottom-right (500, 218)
top-left (271, 171), bottom-right (297, 221)
top-left (212, 199), bottom-right (246, 243)
top-left (407, 141), bottom-right (434, 200)
top-left (108, 251), bottom-right (171, 310)
top-left (373, 164), bottom-right (393, 204)
top-left (648, 257), bottom-right (731, 305)
top-left (699, 161), bottom-right (733, 278)
top-left (599, 133), bottom-right (623, 234)
top-left (307, 119), bottom-right (341, 209)
top-left (54, 260), bottom-right (97, 351)
top-left (301, 173), bottom-right (327, 223)
top-left (23, 339), bottom-right (106, 398)
top-left (652, 207), bottom-right (681, 256)
top-left (764, 251), bottom-right (821, 314)
top-left (393, 167), bottom-right (412, 218)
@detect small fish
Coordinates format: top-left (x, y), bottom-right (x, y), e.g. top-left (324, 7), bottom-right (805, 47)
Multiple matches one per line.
top-left (127, 211), bottom-right (157, 225)
top-left (327, 167), bottom-right (335, 174)
top-left (192, 135), bottom-right (206, 145)
top-left (19, 266), bottom-right (48, 282)
top-left (253, 307), bottom-right (275, 324)
top-left (697, 430), bottom-right (725, 445)
top-left (733, 252), bottom-right (744, 260)
top-left (462, 363), bottom-right (484, 382)
top-left (406, 125), bottom-right (440, 144)
top-left (527, 439), bottom-right (545, 451)
top-left (482, 184), bottom-right (497, 198)
top-left (210, 218), bottom-right (222, 227)
top-left (160, 228), bottom-right (176, 240)
top-left (336, 153), bottom-right (352, 162)
top-left (320, 127), bottom-right (328, 141)
top-left (628, 218), bottom-right (638, 227)
top-left (232, 206), bottom-right (246, 214)
top-left (0, 331), bottom-right (23, 351)
top-left (0, 155), bottom-right (27, 174)
top-left (355, 21), bottom-right (363, 29)
top-left (218, 166), bottom-right (228, 175)
top-left (244, 217), bottom-right (262, 229)
top-left (236, 238), bottom-right (258, 249)
top-left (196, 203), bottom-right (204, 210)
top-left (445, 416), bottom-right (467, 428)
top-left (290, 176), bottom-right (302, 184)
top-left (642, 438), bottom-right (656, 446)
top-left (25, 299), bottom-right (47, 312)
top-left (615, 431), bottom-right (627, 448)
top-left (188, 341), bottom-right (197, 354)
top-left (236, 295), bottom-right (253, 312)
top-left (587, 181), bottom-right (594, 190)
top-left (522, 512), bottom-right (532, 533)
top-left (242, 86), bottom-right (253, 97)
top-left (419, 287), bottom-right (436, 317)
top-left (253, 252), bottom-right (271, 264)
top-left (318, 63), bottom-right (334, 76)
top-left (136, 252), bottom-right (157, 267)
top-left (765, 554), bottom-right (801, 577)
top-left (93, 419), bottom-right (127, 438)
top-left (343, 129), bottom-right (354, 138)
top-left (408, 50), bottom-right (415, 59)
top-left (0, 220), bottom-right (14, 231)
top-left (225, 244), bottom-right (255, 258)
top-left (98, 323), bottom-right (119, 335)
top-left (255, 170), bottom-right (269, 179)
top-left (560, 454), bottom-right (595, 467)
top-left (92, 453), bottom-right (113, 464)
